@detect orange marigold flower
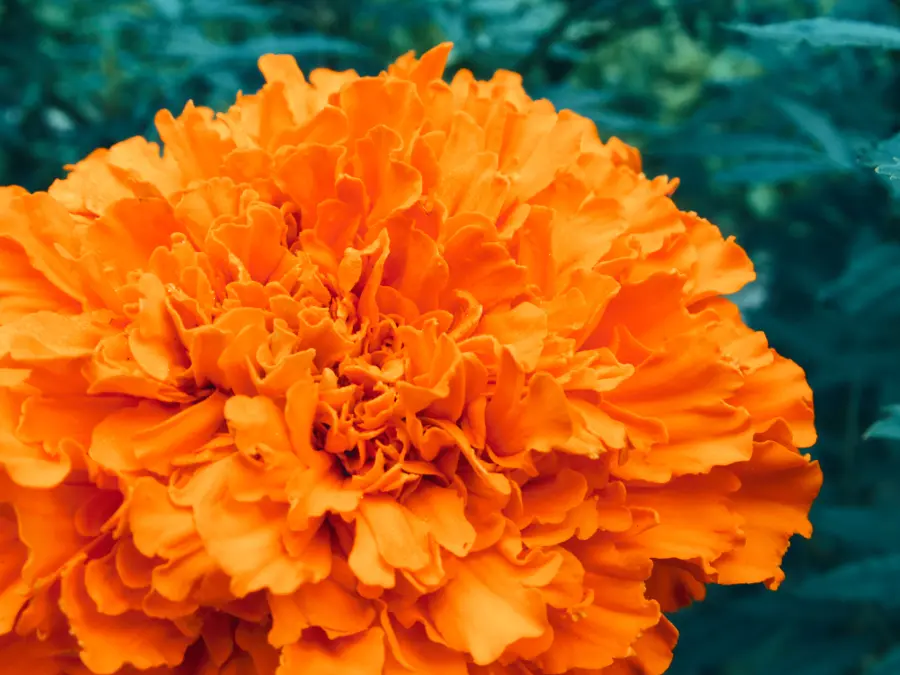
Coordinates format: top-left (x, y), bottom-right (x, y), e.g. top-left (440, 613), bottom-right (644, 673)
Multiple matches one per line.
top-left (0, 43), bottom-right (822, 675)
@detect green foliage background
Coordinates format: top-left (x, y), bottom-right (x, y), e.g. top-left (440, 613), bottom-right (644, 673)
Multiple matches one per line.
top-left (1, 0), bottom-right (899, 672)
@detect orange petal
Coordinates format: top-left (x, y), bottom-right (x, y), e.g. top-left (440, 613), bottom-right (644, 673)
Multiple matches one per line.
top-left (48, 136), bottom-right (178, 214)
top-left (383, 219), bottom-right (449, 313)
top-left (352, 125), bottom-right (422, 224)
top-left (645, 559), bottom-right (707, 612)
top-left (209, 203), bottom-right (289, 283)
top-left (356, 496), bottom-right (434, 573)
top-left (730, 353), bottom-right (816, 448)
top-left (607, 333), bottom-right (753, 482)
top-left (11, 479), bottom-right (113, 585)
top-left (0, 426), bottom-right (72, 488)
top-left (347, 505), bottom-right (395, 590)
top-left (194, 488), bottom-right (331, 597)
top-left (0, 310), bottom-right (113, 364)
top-left (224, 395), bottom-right (292, 456)
top-left (0, 236), bottom-right (81, 323)
top-left (518, 468), bottom-right (589, 528)
top-left (80, 197), bottom-right (183, 288)
top-left (600, 616), bottom-right (678, 675)
top-left (441, 217), bottom-right (529, 309)
top-left (0, 631), bottom-right (85, 675)
top-left (278, 627), bottom-right (386, 675)
top-left (90, 393), bottom-right (227, 473)
top-left (0, 503), bottom-right (29, 632)
top-left (234, 620), bottom-right (280, 675)
top-left (624, 471), bottom-right (743, 572)
top-left (382, 610), bottom-right (467, 675)
top-left (59, 564), bottom-right (195, 673)
top-left (479, 303), bottom-right (548, 372)
top-left (539, 569), bottom-right (660, 673)
top-left (129, 476), bottom-right (199, 559)
top-left (83, 548), bottom-right (145, 616)
top-left (154, 102), bottom-right (236, 182)
top-left (427, 550), bottom-right (551, 665)
top-left (403, 483), bottom-right (476, 557)
top-left (268, 576), bottom-right (375, 644)
top-left (0, 192), bottom-right (86, 306)
top-left (682, 214), bottom-right (755, 303)
top-left (713, 421), bottom-right (822, 589)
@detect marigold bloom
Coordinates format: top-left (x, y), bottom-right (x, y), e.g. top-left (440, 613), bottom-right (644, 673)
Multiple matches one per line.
top-left (0, 43), bottom-right (821, 675)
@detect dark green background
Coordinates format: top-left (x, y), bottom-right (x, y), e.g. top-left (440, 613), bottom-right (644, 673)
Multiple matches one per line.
top-left (2, 0), bottom-right (899, 673)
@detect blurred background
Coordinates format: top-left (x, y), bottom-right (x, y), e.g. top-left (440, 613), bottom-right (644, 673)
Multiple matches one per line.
top-left (1, 0), bottom-right (899, 673)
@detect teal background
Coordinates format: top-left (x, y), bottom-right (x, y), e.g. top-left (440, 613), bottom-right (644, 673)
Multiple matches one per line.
top-left (1, 0), bottom-right (899, 673)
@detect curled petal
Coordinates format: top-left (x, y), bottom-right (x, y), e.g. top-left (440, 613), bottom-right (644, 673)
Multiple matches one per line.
top-left (59, 564), bottom-right (196, 674)
top-left (278, 627), bottom-right (386, 675)
top-left (428, 550), bottom-right (552, 665)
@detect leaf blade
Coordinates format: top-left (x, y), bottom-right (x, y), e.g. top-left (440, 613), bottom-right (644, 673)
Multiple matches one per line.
top-left (726, 18), bottom-right (900, 50)
top-left (714, 158), bottom-right (848, 184)
top-left (865, 406), bottom-right (900, 441)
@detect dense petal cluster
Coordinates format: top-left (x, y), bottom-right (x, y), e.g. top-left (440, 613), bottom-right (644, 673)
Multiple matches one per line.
top-left (0, 44), bottom-right (822, 675)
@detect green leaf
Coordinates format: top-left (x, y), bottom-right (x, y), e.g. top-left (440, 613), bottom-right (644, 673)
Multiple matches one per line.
top-left (536, 86), bottom-right (617, 114)
top-left (865, 405), bottom-right (900, 441)
top-left (166, 34), bottom-right (372, 69)
top-left (726, 18), bottom-right (900, 50)
top-left (187, 0), bottom-right (279, 21)
top-left (590, 111), bottom-right (670, 137)
top-left (469, 0), bottom-right (522, 13)
top-left (714, 158), bottom-right (847, 184)
top-left (148, 0), bottom-right (182, 20)
top-left (867, 133), bottom-right (900, 182)
top-left (818, 238), bottom-right (900, 316)
top-left (867, 646), bottom-right (900, 675)
top-left (791, 555), bottom-right (900, 604)
top-left (661, 133), bottom-right (821, 159)
top-left (774, 98), bottom-right (856, 168)
top-left (875, 159), bottom-right (900, 181)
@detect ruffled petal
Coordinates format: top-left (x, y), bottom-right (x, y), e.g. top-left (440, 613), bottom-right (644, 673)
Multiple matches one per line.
top-left (428, 550), bottom-right (552, 665)
top-left (278, 628), bottom-right (386, 675)
top-left (713, 422), bottom-right (823, 589)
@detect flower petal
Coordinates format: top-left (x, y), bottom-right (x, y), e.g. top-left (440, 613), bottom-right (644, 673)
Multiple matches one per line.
top-left (59, 564), bottom-right (195, 674)
top-left (713, 422), bottom-right (823, 589)
top-left (428, 550), bottom-right (551, 665)
top-left (278, 627), bottom-right (386, 675)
